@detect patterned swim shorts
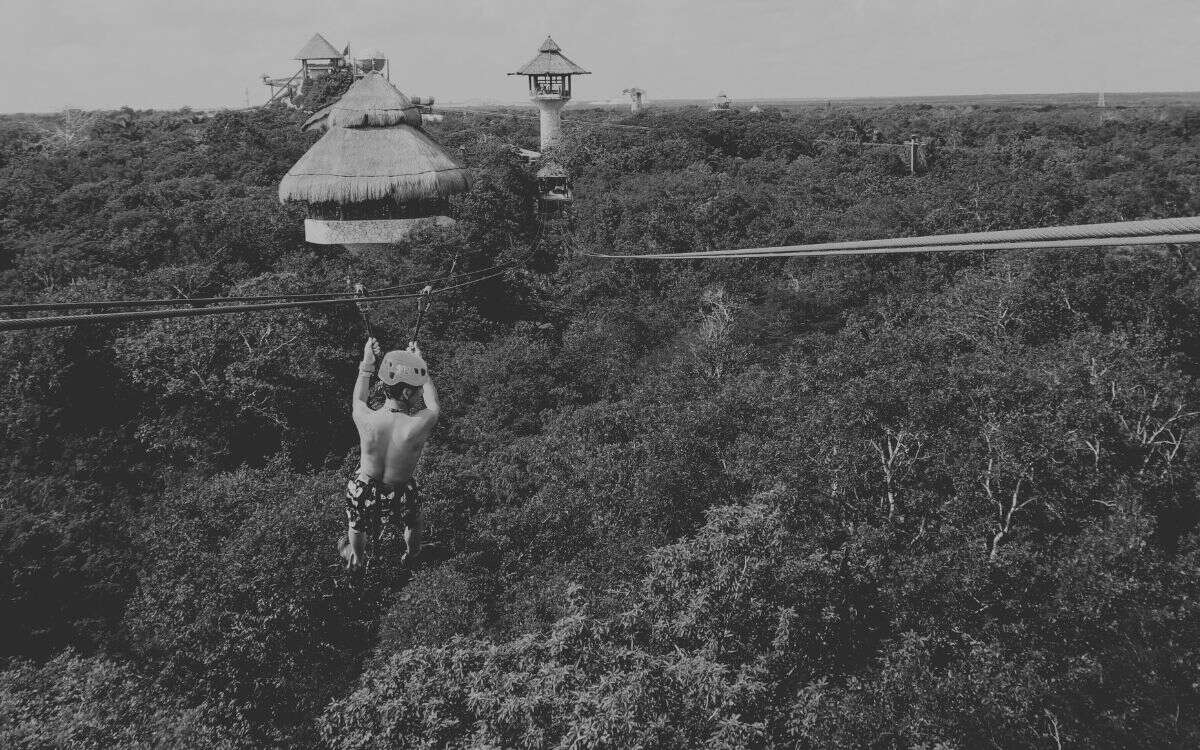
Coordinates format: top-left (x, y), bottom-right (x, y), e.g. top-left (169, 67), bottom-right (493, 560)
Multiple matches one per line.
top-left (345, 474), bottom-right (420, 538)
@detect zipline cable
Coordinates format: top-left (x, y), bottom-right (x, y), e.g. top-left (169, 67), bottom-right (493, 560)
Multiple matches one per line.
top-left (0, 261), bottom-right (517, 314)
top-left (445, 108), bottom-right (652, 132)
top-left (367, 260), bottom-right (516, 295)
top-left (0, 289), bottom-right (360, 313)
top-left (590, 233), bottom-right (1200, 261)
top-left (0, 267), bottom-right (513, 333)
top-left (586, 217), bottom-right (1200, 260)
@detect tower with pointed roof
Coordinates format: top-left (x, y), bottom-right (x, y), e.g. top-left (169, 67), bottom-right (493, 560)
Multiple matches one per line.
top-left (509, 36), bottom-right (590, 151)
top-left (295, 33), bottom-right (345, 83)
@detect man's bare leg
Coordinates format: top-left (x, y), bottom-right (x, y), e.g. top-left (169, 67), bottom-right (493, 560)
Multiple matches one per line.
top-left (343, 527), bottom-right (366, 571)
top-left (403, 510), bottom-right (424, 567)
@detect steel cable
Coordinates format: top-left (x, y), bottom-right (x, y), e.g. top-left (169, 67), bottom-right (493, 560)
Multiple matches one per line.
top-left (590, 233), bottom-right (1200, 260)
top-left (0, 261), bottom-right (516, 314)
top-left (0, 268), bottom-right (513, 333)
top-left (587, 217), bottom-right (1200, 260)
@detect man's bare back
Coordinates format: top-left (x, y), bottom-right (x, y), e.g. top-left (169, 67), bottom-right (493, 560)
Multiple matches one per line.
top-left (354, 403), bottom-right (436, 485)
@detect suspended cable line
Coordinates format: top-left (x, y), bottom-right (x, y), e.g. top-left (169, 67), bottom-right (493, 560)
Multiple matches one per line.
top-left (0, 267), bottom-right (514, 333)
top-left (587, 217), bottom-right (1200, 261)
top-left (0, 261), bottom-right (517, 314)
top-left (591, 234), bottom-right (1200, 260)
top-left (443, 108), bottom-right (651, 132)
top-left (369, 261), bottom-right (517, 294)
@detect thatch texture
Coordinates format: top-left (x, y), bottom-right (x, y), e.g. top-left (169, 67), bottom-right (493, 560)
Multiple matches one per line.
top-left (295, 33), bottom-right (342, 60)
top-left (510, 36), bottom-right (590, 76)
top-left (326, 73), bottom-right (422, 128)
top-left (279, 124), bottom-right (469, 205)
top-left (301, 104), bottom-right (333, 133)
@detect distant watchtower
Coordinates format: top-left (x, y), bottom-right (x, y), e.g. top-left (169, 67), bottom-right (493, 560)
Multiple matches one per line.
top-left (623, 87), bottom-right (646, 115)
top-left (509, 36), bottom-right (590, 151)
top-left (296, 33), bottom-right (344, 83)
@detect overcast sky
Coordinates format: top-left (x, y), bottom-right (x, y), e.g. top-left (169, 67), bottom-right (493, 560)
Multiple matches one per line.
top-left (3, 0), bottom-right (1197, 112)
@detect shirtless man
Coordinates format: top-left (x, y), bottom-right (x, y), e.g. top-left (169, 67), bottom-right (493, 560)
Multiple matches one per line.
top-left (340, 337), bottom-right (440, 572)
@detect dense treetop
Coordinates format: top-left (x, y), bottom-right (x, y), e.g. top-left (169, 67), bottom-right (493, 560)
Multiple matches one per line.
top-left (1, 99), bottom-right (1198, 748)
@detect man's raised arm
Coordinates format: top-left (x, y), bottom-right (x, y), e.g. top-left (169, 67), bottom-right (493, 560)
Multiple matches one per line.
top-left (353, 338), bottom-right (381, 412)
top-left (421, 377), bottom-right (441, 419)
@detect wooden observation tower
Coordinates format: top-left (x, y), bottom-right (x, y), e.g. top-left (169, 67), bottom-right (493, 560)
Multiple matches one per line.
top-left (509, 36), bottom-right (590, 152)
top-left (264, 33), bottom-right (347, 106)
top-left (295, 33), bottom-right (345, 82)
top-left (509, 36), bottom-right (589, 212)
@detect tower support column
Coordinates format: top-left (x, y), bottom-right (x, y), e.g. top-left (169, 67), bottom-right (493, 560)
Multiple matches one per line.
top-left (537, 98), bottom-right (567, 151)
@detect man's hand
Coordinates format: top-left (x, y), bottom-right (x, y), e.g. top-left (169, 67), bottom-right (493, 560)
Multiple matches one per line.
top-left (362, 337), bottom-right (381, 368)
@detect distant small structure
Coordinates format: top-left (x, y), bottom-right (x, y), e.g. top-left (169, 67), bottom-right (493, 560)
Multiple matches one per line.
top-left (623, 87), bottom-right (646, 114)
top-left (404, 94), bottom-right (440, 124)
top-left (356, 48), bottom-right (388, 76)
top-left (814, 130), bottom-right (933, 176)
top-left (710, 91), bottom-right (732, 112)
top-left (749, 104), bottom-right (763, 114)
top-left (904, 135), bottom-right (931, 175)
top-left (1098, 88), bottom-right (1107, 108)
top-left (536, 162), bottom-right (573, 212)
top-left (264, 35), bottom-right (402, 107)
top-left (296, 33), bottom-right (345, 81)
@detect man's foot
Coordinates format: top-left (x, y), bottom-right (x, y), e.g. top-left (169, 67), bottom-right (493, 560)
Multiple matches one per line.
top-left (338, 535), bottom-right (367, 572)
top-left (401, 543), bottom-right (448, 569)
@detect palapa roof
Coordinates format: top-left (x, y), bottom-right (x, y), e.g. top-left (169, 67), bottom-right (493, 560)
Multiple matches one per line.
top-left (509, 35), bottom-right (590, 76)
top-left (279, 125), bottom-right (470, 205)
top-left (280, 73), bottom-right (468, 206)
top-left (324, 73), bottom-right (422, 128)
top-left (295, 33), bottom-right (342, 61)
top-left (301, 103), bottom-right (334, 133)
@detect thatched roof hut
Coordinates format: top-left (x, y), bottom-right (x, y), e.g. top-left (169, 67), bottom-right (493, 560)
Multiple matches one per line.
top-left (279, 73), bottom-right (468, 207)
top-left (325, 73), bottom-right (422, 128)
top-left (279, 127), bottom-right (469, 205)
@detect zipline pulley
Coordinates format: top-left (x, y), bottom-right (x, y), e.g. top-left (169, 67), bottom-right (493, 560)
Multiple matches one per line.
top-left (352, 282), bottom-right (375, 340)
top-left (410, 285), bottom-right (433, 346)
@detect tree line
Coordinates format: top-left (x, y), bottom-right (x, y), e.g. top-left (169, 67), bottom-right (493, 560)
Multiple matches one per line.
top-left (1, 98), bottom-right (1198, 747)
